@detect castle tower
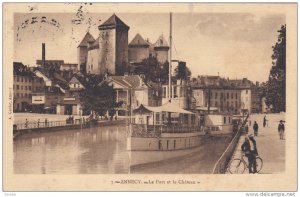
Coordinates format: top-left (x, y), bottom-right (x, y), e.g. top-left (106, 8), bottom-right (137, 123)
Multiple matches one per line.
top-left (154, 34), bottom-right (169, 64)
top-left (77, 32), bottom-right (95, 73)
top-left (128, 33), bottom-right (149, 63)
top-left (98, 14), bottom-right (130, 75)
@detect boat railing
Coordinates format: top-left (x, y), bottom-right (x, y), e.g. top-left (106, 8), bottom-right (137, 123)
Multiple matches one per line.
top-left (130, 124), bottom-right (203, 137)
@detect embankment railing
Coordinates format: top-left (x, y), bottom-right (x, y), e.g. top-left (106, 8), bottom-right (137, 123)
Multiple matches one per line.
top-left (212, 116), bottom-right (249, 174)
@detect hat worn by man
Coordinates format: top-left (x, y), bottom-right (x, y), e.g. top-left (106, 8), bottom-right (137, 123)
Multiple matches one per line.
top-left (248, 134), bottom-right (254, 138)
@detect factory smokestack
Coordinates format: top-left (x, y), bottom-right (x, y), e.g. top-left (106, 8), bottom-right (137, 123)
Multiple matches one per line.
top-left (42, 43), bottom-right (45, 68)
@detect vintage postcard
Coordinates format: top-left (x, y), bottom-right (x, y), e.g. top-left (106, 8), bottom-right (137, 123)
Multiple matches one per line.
top-left (3, 3), bottom-right (297, 191)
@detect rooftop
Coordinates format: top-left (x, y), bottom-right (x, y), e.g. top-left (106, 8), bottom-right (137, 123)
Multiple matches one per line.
top-left (98, 14), bottom-right (130, 30)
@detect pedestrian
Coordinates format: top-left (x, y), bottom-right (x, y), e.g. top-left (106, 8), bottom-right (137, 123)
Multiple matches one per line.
top-left (278, 120), bottom-right (285, 140)
top-left (241, 134), bottom-right (258, 174)
top-left (45, 118), bottom-right (48, 127)
top-left (245, 122), bottom-right (249, 134)
top-left (263, 115), bottom-right (267, 128)
top-left (37, 119), bottom-right (40, 128)
top-left (25, 119), bottom-right (28, 129)
top-left (253, 121), bottom-right (259, 136)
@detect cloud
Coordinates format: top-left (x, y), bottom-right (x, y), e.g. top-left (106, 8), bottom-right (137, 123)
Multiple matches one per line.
top-left (195, 13), bottom-right (285, 42)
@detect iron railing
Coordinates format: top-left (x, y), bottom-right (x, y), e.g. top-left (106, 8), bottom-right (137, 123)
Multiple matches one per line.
top-left (13, 119), bottom-right (87, 130)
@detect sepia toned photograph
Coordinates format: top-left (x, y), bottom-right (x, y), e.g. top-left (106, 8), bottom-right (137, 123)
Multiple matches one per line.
top-left (3, 2), bottom-right (297, 191)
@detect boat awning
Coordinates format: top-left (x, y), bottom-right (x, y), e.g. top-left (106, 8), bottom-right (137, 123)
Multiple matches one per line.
top-left (133, 103), bottom-right (195, 114)
top-left (196, 106), bottom-right (218, 111)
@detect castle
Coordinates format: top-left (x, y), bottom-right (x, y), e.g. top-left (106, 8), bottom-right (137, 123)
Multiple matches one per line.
top-left (77, 14), bottom-right (169, 75)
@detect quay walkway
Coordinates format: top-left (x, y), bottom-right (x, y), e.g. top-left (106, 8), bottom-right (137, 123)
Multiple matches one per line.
top-left (226, 113), bottom-right (285, 174)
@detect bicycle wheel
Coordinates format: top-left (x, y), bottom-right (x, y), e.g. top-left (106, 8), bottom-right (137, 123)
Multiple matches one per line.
top-left (228, 159), bottom-right (246, 174)
top-left (256, 157), bottom-right (263, 173)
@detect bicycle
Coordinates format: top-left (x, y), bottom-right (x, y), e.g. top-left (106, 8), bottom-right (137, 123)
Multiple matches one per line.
top-left (228, 153), bottom-right (263, 174)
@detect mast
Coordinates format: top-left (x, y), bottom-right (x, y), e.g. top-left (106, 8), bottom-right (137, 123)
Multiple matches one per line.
top-left (169, 12), bottom-right (172, 102)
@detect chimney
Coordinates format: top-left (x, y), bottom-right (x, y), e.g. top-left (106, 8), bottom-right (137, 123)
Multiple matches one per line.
top-left (42, 43), bottom-right (46, 68)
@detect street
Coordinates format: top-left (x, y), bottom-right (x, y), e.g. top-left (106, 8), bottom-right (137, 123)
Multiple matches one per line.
top-left (230, 113), bottom-right (285, 174)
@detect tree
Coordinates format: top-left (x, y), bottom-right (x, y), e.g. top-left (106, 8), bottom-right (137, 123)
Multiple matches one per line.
top-left (79, 75), bottom-right (122, 117)
top-left (174, 61), bottom-right (191, 83)
top-left (131, 56), bottom-right (169, 84)
top-left (265, 25), bottom-right (286, 112)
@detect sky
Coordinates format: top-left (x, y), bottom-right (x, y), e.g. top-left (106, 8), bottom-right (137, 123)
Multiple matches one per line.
top-left (14, 10), bottom-right (285, 82)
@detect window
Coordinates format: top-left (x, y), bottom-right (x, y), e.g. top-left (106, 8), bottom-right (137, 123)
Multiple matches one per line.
top-left (180, 87), bottom-right (184, 97)
top-left (246, 90), bottom-right (248, 94)
top-left (224, 117), bottom-right (226, 124)
top-left (16, 93), bottom-right (19, 98)
top-left (21, 93), bottom-right (23, 98)
top-left (17, 77), bottom-right (19, 82)
top-left (231, 93), bottom-right (233, 99)
top-left (191, 114), bottom-right (195, 124)
top-left (162, 87), bottom-right (167, 98)
top-left (235, 101), bottom-right (238, 107)
top-left (229, 117), bottom-right (231, 123)
top-left (215, 92), bottom-right (218, 99)
top-left (21, 77), bottom-right (23, 82)
top-left (25, 86), bottom-right (27, 90)
top-left (236, 93), bottom-right (238, 99)
top-left (227, 93), bottom-right (229, 99)
top-left (25, 78), bottom-right (27, 82)
top-left (215, 101), bottom-right (218, 107)
top-left (173, 86), bottom-right (177, 98)
top-left (220, 92), bottom-right (223, 99)
top-left (25, 93), bottom-right (27, 98)
top-left (29, 86), bottom-right (31, 90)
top-left (29, 78), bottom-right (31, 82)
top-left (21, 86), bottom-right (23, 90)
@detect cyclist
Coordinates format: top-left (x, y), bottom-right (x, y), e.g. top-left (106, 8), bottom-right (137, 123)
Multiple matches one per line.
top-left (241, 134), bottom-right (258, 174)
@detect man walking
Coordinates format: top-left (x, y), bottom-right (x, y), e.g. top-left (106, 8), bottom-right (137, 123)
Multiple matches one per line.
top-left (278, 120), bottom-right (285, 140)
top-left (253, 121), bottom-right (259, 136)
top-left (241, 134), bottom-right (258, 174)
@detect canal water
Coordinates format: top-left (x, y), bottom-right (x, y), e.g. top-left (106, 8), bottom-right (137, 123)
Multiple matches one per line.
top-left (14, 125), bottom-right (130, 174)
top-left (14, 125), bottom-right (232, 174)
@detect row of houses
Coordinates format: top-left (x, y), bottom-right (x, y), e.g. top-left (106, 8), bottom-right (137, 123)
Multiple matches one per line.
top-left (14, 61), bottom-right (264, 116)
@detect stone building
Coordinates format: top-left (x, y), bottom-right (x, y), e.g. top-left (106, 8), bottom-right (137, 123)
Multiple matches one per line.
top-left (128, 33), bottom-right (150, 63)
top-left (153, 34), bottom-right (169, 64)
top-left (191, 76), bottom-right (259, 114)
top-left (13, 62), bottom-right (45, 112)
top-left (77, 32), bottom-right (95, 73)
top-left (79, 14), bottom-right (130, 75)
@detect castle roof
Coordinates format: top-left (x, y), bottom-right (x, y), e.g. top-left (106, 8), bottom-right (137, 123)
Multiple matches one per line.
top-left (78, 32), bottom-right (95, 48)
top-left (154, 34), bottom-right (169, 48)
top-left (88, 37), bottom-right (99, 50)
top-left (129, 33), bottom-right (149, 47)
top-left (98, 14), bottom-right (129, 30)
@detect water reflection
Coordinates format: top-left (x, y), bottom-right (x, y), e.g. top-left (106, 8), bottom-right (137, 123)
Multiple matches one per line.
top-left (14, 125), bottom-right (130, 174)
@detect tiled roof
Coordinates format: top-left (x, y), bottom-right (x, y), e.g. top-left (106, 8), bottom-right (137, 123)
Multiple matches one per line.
top-left (78, 32), bottom-right (95, 47)
top-left (109, 75), bottom-right (143, 89)
top-left (98, 14), bottom-right (129, 30)
top-left (129, 33), bottom-right (149, 47)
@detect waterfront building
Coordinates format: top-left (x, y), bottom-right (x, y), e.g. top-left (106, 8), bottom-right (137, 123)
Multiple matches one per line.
top-left (13, 62), bottom-right (45, 112)
top-left (56, 75), bottom-right (86, 115)
top-left (77, 32), bottom-right (96, 73)
top-left (191, 76), bottom-right (261, 114)
top-left (100, 74), bottom-right (161, 116)
top-left (31, 69), bottom-right (66, 113)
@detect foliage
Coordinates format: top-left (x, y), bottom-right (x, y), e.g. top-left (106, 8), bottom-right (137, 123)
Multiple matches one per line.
top-left (265, 25), bottom-right (286, 112)
top-left (130, 56), bottom-right (169, 84)
top-left (79, 74), bottom-right (122, 115)
top-left (174, 62), bottom-right (191, 82)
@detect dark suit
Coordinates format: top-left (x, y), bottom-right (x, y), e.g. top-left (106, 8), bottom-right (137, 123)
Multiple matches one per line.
top-left (241, 138), bottom-right (258, 173)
